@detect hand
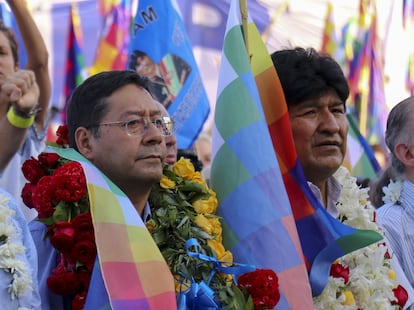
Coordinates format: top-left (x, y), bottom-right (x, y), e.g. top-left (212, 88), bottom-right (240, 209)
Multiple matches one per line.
top-left (0, 70), bottom-right (39, 113)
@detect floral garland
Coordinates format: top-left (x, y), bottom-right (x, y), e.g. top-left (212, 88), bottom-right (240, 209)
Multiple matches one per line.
top-left (382, 179), bottom-right (403, 205)
top-left (21, 126), bottom-right (94, 310)
top-left (313, 166), bottom-right (408, 309)
top-left (0, 193), bottom-right (32, 304)
top-left (148, 157), bottom-right (280, 309)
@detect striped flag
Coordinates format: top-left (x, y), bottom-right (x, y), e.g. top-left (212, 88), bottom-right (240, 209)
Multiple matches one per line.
top-left (50, 147), bottom-right (176, 309)
top-left (406, 52), bottom-right (414, 95)
top-left (344, 113), bottom-right (380, 179)
top-left (211, 1), bottom-right (313, 308)
top-left (61, 4), bottom-right (86, 123)
top-left (320, 1), bottom-right (345, 66)
top-left (89, 0), bottom-right (132, 75)
top-left (128, 0), bottom-right (210, 148)
top-left (211, 0), bottom-right (383, 301)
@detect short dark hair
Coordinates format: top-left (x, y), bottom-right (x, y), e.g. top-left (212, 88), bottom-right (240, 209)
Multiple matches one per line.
top-left (0, 21), bottom-right (19, 66)
top-left (385, 96), bottom-right (414, 173)
top-left (270, 47), bottom-right (349, 107)
top-left (67, 70), bottom-right (151, 150)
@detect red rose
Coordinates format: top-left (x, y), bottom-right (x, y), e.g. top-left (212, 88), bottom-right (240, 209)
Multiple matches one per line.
top-left (53, 162), bottom-right (86, 202)
top-left (72, 213), bottom-right (94, 241)
top-left (238, 268), bottom-right (280, 310)
top-left (50, 222), bottom-right (75, 254)
top-left (21, 183), bottom-right (36, 209)
top-left (22, 157), bottom-right (46, 184)
top-left (330, 262), bottom-right (350, 284)
top-left (32, 176), bottom-right (56, 218)
top-left (72, 240), bottom-right (97, 269)
top-left (56, 125), bottom-right (69, 147)
top-left (392, 285), bottom-right (408, 308)
top-left (47, 265), bottom-right (81, 295)
top-left (72, 291), bottom-right (87, 310)
top-left (38, 152), bottom-right (60, 169)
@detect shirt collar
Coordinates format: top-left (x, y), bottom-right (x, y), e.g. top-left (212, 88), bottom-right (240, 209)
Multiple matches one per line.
top-left (142, 202), bottom-right (152, 223)
top-left (308, 175), bottom-right (342, 218)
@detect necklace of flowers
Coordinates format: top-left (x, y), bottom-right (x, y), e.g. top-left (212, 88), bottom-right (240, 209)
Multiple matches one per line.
top-left (313, 166), bottom-right (408, 309)
top-left (0, 192), bottom-right (32, 303)
top-left (148, 157), bottom-right (280, 310)
top-left (21, 125), bottom-right (94, 310)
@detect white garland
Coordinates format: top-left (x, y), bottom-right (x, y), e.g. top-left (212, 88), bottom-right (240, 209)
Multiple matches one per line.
top-left (0, 193), bottom-right (32, 307)
top-left (382, 180), bottom-right (403, 205)
top-left (313, 166), bottom-right (400, 309)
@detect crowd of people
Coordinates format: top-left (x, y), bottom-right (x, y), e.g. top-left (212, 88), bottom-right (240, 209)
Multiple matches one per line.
top-left (1, 1), bottom-right (414, 309)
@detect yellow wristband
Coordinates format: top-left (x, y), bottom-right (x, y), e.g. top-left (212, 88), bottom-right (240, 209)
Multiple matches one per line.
top-left (6, 107), bottom-right (35, 129)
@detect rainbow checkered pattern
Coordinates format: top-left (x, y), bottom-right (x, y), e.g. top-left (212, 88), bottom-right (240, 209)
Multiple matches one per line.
top-left (212, 0), bottom-right (383, 304)
top-left (51, 148), bottom-right (176, 309)
top-left (211, 1), bottom-right (313, 308)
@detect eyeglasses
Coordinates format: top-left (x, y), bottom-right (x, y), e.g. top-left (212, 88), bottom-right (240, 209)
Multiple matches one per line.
top-left (90, 116), bottom-right (174, 137)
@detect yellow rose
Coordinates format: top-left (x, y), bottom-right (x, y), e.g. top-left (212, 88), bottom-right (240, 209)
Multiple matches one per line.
top-left (173, 158), bottom-right (195, 179)
top-left (207, 239), bottom-right (233, 263)
top-left (208, 217), bottom-right (222, 238)
top-left (160, 175), bottom-right (176, 189)
top-left (340, 290), bottom-right (355, 305)
top-left (191, 171), bottom-right (205, 184)
top-left (192, 195), bottom-right (218, 214)
top-left (194, 214), bottom-right (213, 234)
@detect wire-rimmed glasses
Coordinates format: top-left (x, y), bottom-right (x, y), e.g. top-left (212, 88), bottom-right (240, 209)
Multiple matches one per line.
top-left (90, 116), bottom-right (174, 137)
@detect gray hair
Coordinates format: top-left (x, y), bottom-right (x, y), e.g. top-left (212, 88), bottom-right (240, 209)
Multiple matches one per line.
top-left (385, 96), bottom-right (414, 173)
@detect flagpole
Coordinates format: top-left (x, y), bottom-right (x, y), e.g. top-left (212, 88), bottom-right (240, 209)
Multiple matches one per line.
top-left (239, 0), bottom-right (249, 61)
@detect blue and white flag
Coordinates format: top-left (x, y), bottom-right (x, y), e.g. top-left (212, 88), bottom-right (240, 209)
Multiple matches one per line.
top-left (128, 0), bottom-right (210, 148)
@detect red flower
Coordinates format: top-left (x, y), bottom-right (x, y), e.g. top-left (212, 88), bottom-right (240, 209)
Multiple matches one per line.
top-left (56, 125), bottom-right (69, 147)
top-left (71, 291), bottom-right (87, 310)
top-left (21, 157), bottom-right (46, 184)
top-left (32, 176), bottom-right (56, 218)
top-left (53, 162), bottom-right (86, 202)
top-left (47, 265), bottom-right (81, 295)
top-left (21, 183), bottom-right (36, 209)
top-left (392, 285), bottom-right (408, 308)
top-left (72, 213), bottom-right (95, 242)
top-left (38, 152), bottom-right (60, 169)
top-left (238, 269), bottom-right (280, 310)
top-left (330, 262), bottom-right (350, 284)
top-left (72, 240), bottom-right (97, 269)
top-left (50, 222), bottom-right (75, 254)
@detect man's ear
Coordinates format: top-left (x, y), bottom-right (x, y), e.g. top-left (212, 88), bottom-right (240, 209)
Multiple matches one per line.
top-left (75, 127), bottom-right (94, 160)
top-left (394, 143), bottom-right (414, 168)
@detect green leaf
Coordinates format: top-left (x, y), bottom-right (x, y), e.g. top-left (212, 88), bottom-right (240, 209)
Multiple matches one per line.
top-left (52, 202), bottom-right (71, 222)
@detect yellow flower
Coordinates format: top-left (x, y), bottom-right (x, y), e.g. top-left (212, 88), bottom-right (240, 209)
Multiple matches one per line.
top-left (192, 194), bottom-right (218, 214)
top-left (160, 175), bottom-right (176, 189)
top-left (340, 290), bottom-right (355, 305)
top-left (207, 239), bottom-right (233, 263)
top-left (173, 158), bottom-right (195, 179)
top-left (174, 274), bottom-right (191, 293)
top-left (208, 217), bottom-right (222, 238)
top-left (388, 269), bottom-right (396, 281)
top-left (191, 171), bottom-right (205, 185)
top-left (194, 214), bottom-right (213, 235)
top-left (145, 219), bottom-right (156, 233)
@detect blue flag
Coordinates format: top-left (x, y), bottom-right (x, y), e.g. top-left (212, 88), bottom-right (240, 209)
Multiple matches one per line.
top-left (128, 0), bottom-right (210, 148)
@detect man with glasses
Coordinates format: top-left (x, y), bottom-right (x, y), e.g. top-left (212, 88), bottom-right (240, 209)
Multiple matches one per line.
top-left (31, 70), bottom-right (176, 309)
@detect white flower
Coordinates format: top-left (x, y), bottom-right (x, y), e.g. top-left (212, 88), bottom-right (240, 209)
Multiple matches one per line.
top-left (313, 167), bottom-right (401, 309)
top-left (0, 193), bottom-right (32, 301)
top-left (382, 180), bottom-right (403, 204)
